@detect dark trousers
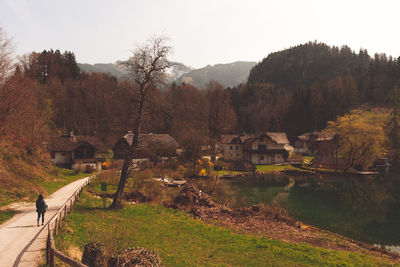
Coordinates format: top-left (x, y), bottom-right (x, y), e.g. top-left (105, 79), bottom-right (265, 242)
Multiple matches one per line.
top-left (37, 212), bottom-right (45, 224)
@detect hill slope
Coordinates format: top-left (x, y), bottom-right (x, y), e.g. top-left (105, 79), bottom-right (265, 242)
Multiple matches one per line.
top-left (247, 41), bottom-right (370, 88)
top-left (176, 61), bottom-right (256, 89)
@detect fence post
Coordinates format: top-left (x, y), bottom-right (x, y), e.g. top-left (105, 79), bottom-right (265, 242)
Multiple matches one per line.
top-left (70, 199), bottom-right (73, 211)
top-left (46, 226), bottom-right (50, 266)
top-left (49, 232), bottom-right (55, 267)
top-left (64, 205), bottom-right (67, 220)
top-left (54, 218), bottom-right (58, 235)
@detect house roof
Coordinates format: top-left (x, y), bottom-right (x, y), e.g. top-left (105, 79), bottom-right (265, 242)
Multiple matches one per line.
top-left (221, 132), bottom-right (289, 145)
top-left (264, 132), bottom-right (289, 144)
top-left (297, 131), bottom-right (336, 142)
top-left (312, 132), bottom-right (336, 141)
top-left (122, 133), bottom-right (179, 151)
top-left (48, 135), bottom-right (108, 153)
top-left (245, 132), bottom-right (289, 144)
top-left (297, 132), bottom-right (316, 141)
top-left (221, 135), bottom-right (240, 144)
top-left (221, 134), bottom-right (255, 144)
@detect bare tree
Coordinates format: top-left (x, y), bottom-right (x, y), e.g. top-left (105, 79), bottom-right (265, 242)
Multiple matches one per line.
top-left (0, 27), bottom-right (14, 123)
top-left (110, 36), bottom-right (174, 209)
top-left (0, 27), bottom-right (13, 83)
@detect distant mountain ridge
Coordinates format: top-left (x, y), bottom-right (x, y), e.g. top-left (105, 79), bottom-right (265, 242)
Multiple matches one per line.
top-left (78, 62), bottom-right (193, 84)
top-left (78, 63), bottom-right (126, 78)
top-left (175, 61), bottom-right (257, 89)
top-left (78, 61), bottom-right (256, 89)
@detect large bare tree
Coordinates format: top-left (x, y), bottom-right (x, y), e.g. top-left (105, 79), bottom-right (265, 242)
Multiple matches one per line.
top-left (0, 27), bottom-right (13, 82)
top-left (0, 27), bottom-right (15, 124)
top-left (110, 36), bottom-right (174, 209)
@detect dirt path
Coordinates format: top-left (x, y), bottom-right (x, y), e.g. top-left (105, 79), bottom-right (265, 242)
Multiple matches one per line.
top-left (0, 176), bottom-right (90, 267)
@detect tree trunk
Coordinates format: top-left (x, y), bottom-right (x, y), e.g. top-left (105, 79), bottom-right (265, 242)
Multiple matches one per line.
top-left (110, 93), bottom-right (144, 209)
top-left (109, 158), bottom-right (130, 209)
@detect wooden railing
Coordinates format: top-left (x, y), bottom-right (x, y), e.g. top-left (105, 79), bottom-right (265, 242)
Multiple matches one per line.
top-left (46, 175), bottom-right (95, 267)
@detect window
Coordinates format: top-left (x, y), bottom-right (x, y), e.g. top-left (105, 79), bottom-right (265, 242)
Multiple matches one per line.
top-left (260, 155), bottom-right (264, 160)
top-left (229, 146), bottom-right (233, 150)
top-left (235, 145), bottom-right (239, 150)
top-left (50, 152), bottom-right (55, 159)
top-left (236, 153), bottom-right (239, 157)
top-left (258, 144), bottom-right (266, 151)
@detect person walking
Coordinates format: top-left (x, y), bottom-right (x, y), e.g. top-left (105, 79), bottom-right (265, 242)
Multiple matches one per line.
top-left (35, 194), bottom-right (48, 226)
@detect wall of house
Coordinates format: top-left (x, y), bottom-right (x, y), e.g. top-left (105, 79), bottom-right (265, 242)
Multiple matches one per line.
top-left (52, 152), bottom-right (70, 164)
top-left (250, 153), bottom-right (285, 165)
top-left (223, 144), bottom-right (243, 161)
top-left (250, 138), bottom-right (285, 150)
top-left (72, 162), bottom-right (102, 172)
top-left (294, 140), bottom-right (311, 155)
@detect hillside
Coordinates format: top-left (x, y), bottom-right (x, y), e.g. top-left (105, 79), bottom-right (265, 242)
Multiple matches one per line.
top-left (175, 61), bottom-right (256, 89)
top-left (0, 139), bottom-right (87, 223)
top-left (232, 42), bottom-right (400, 139)
top-left (247, 41), bottom-right (371, 88)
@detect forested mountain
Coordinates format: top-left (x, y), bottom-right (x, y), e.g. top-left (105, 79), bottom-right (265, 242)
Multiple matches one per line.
top-left (247, 41), bottom-right (371, 88)
top-left (175, 61), bottom-right (256, 89)
top-left (233, 42), bottom-right (400, 140)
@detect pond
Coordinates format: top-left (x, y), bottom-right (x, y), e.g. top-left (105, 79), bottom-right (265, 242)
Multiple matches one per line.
top-left (221, 172), bottom-right (400, 253)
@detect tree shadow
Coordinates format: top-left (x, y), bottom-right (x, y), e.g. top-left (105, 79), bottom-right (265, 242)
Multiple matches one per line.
top-left (7, 225), bottom-right (36, 229)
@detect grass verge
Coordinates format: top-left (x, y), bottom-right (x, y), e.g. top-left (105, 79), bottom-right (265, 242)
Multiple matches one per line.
top-left (0, 210), bottom-right (17, 224)
top-left (256, 164), bottom-right (296, 172)
top-left (41, 169), bottom-right (89, 195)
top-left (55, 192), bottom-right (395, 266)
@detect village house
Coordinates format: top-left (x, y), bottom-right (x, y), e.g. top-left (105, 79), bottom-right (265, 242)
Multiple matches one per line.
top-left (221, 132), bottom-right (292, 165)
top-left (220, 134), bottom-right (251, 161)
top-left (47, 132), bottom-right (108, 171)
top-left (112, 132), bottom-right (180, 162)
top-left (294, 132), bottom-right (315, 155)
top-left (304, 132), bottom-right (343, 168)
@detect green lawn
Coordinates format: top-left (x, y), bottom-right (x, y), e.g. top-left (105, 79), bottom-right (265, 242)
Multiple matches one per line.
top-left (54, 192), bottom-right (394, 266)
top-left (213, 164), bottom-right (298, 176)
top-left (215, 170), bottom-right (244, 176)
top-left (41, 169), bottom-right (89, 195)
top-left (256, 164), bottom-right (295, 172)
top-left (0, 210), bottom-right (17, 224)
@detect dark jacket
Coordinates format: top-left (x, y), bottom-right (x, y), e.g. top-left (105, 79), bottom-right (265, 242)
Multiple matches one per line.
top-left (36, 199), bottom-right (48, 213)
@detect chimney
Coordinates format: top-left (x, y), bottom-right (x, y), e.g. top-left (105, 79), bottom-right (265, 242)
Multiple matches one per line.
top-left (69, 130), bottom-right (76, 142)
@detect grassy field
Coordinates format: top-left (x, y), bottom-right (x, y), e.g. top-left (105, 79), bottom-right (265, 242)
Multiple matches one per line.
top-left (0, 210), bottom-right (17, 224)
top-left (256, 164), bottom-right (296, 172)
top-left (214, 164), bottom-right (298, 177)
top-left (54, 192), bottom-right (395, 266)
top-left (41, 169), bottom-right (88, 195)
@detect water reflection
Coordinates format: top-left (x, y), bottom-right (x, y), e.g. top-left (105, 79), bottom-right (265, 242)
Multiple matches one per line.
top-left (222, 172), bottom-right (400, 247)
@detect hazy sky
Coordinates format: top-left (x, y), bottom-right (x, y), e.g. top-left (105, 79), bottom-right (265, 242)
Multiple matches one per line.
top-left (1, 0), bottom-right (399, 68)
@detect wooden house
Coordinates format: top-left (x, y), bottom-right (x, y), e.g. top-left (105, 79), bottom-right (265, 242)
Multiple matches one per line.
top-left (220, 134), bottom-right (251, 161)
top-left (221, 132), bottom-right (292, 165)
top-left (294, 132), bottom-right (316, 155)
top-left (48, 132), bottom-right (108, 171)
top-left (112, 132), bottom-right (180, 161)
top-left (307, 132), bottom-right (343, 168)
